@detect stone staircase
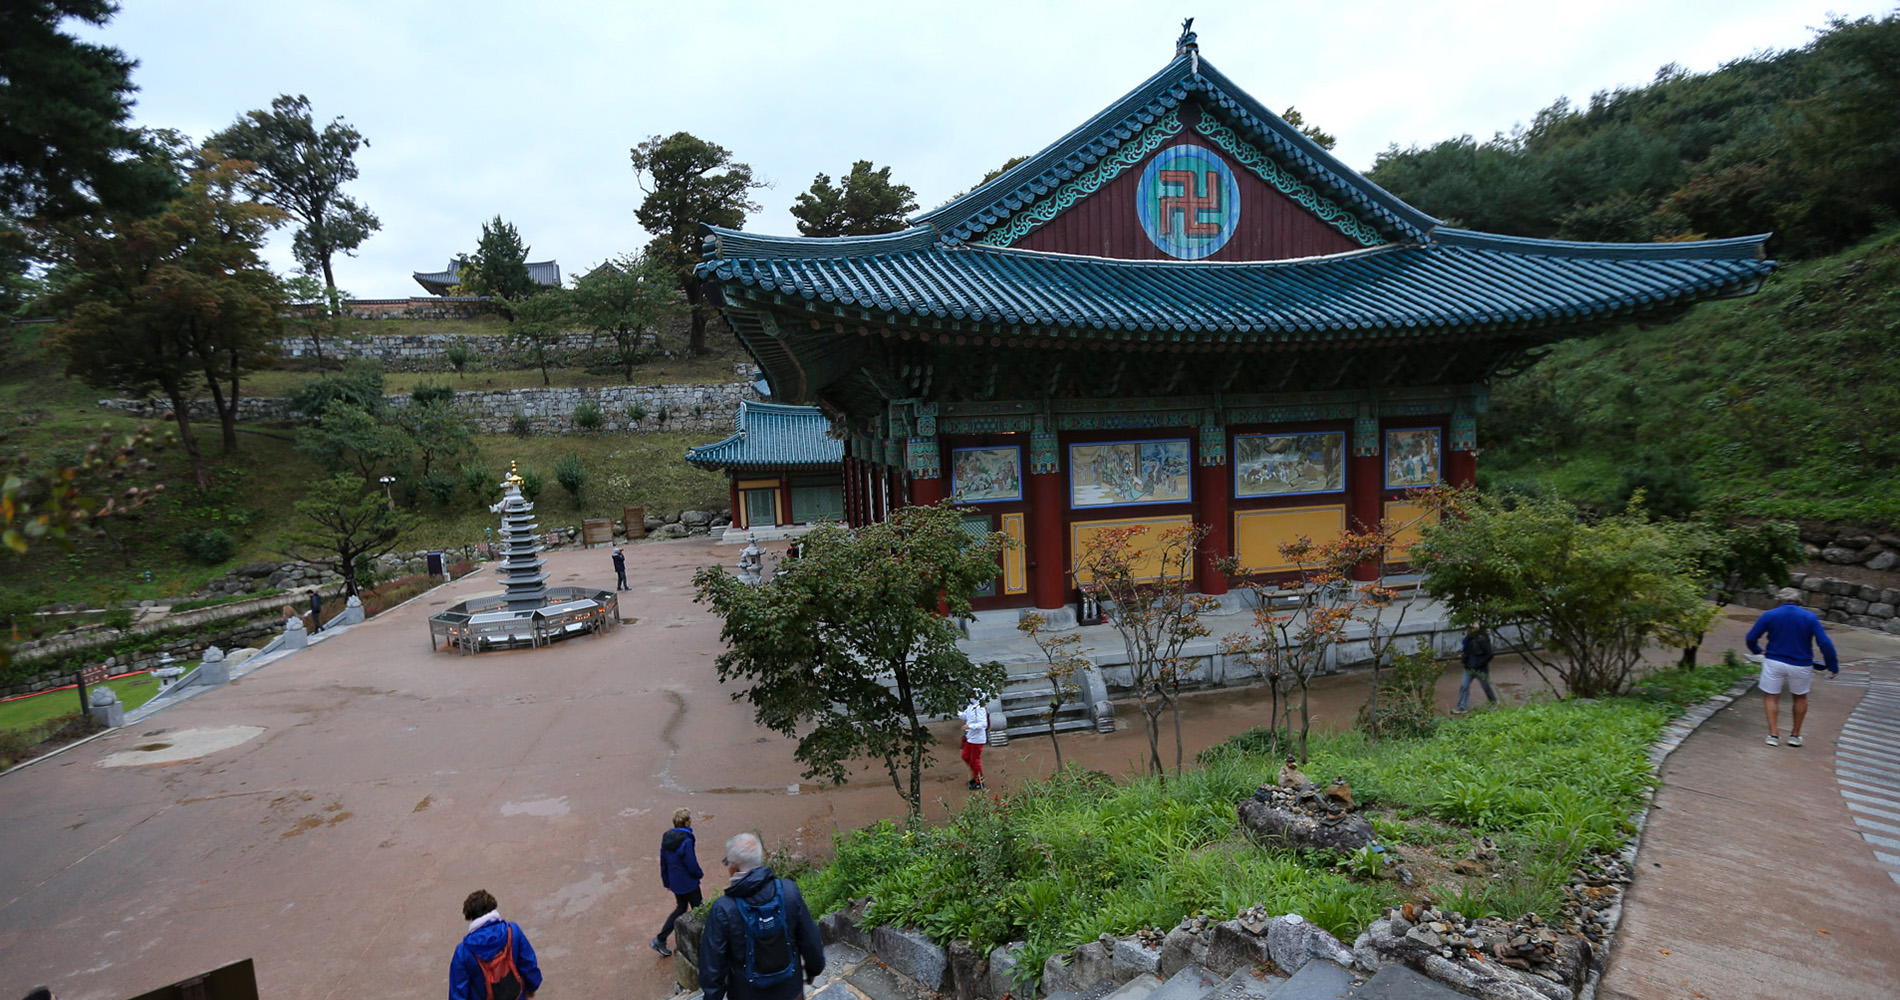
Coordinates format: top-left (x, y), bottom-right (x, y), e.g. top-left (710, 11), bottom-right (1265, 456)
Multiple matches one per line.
top-left (992, 655), bottom-right (1112, 743)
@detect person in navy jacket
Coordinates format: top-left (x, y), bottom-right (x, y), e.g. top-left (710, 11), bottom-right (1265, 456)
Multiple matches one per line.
top-left (1745, 587), bottom-right (1840, 748)
top-left (698, 832), bottom-right (824, 1000)
top-left (650, 808), bottom-right (704, 957)
top-left (450, 889), bottom-right (542, 1000)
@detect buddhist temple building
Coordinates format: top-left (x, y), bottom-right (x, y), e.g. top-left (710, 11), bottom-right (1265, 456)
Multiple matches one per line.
top-left (686, 400), bottom-right (845, 538)
top-left (695, 27), bottom-right (1774, 615)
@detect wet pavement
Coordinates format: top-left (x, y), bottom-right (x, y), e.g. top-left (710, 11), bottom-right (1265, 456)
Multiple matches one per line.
top-left (0, 535), bottom-right (1757, 1000)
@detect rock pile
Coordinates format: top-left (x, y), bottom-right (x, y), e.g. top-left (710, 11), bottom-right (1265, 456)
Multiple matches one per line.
top-left (1801, 527), bottom-right (1900, 571)
top-left (1236, 781), bottom-right (1376, 853)
top-left (1555, 852), bottom-right (1628, 951)
top-left (1353, 904), bottom-right (1590, 1000)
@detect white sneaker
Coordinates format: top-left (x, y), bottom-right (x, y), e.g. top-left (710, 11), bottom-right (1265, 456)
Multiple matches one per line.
top-left (1787, 735), bottom-right (1803, 747)
top-left (1765, 734), bottom-right (1779, 747)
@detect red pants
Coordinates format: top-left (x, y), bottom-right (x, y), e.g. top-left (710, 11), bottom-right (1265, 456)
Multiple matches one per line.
top-left (960, 739), bottom-right (984, 782)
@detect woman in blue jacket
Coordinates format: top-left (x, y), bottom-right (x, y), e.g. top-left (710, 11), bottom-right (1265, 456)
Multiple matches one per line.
top-left (651, 807), bottom-right (704, 956)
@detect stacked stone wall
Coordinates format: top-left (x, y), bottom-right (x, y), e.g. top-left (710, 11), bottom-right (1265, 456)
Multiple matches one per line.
top-left (1796, 525), bottom-right (1900, 573)
top-left (271, 329), bottom-right (660, 371)
top-left (96, 381), bottom-right (756, 435)
top-left (1735, 572), bottom-right (1900, 634)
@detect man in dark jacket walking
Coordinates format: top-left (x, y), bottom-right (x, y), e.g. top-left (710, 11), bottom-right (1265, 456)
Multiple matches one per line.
top-left (450, 889), bottom-right (542, 1000)
top-left (613, 547), bottom-right (629, 590)
top-left (651, 808), bottom-right (704, 957)
top-left (1454, 623), bottom-right (1496, 714)
top-left (699, 832), bottom-right (824, 1000)
top-left (308, 589), bottom-right (324, 633)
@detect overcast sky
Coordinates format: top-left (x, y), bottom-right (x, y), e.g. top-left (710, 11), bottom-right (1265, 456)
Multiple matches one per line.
top-left (80, 1), bottom-right (1890, 297)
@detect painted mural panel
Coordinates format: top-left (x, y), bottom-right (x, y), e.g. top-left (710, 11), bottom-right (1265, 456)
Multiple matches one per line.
top-left (1070, 514), bottom-right (1194, 584)
top-left (1233, 431), bottom-right (1345, 498)
top-left (950, 445), bottom-right (1023, 503)
top-left (1384, 427), bottom-right (1442, 489)
top-left (1232, 506), bottom-right (1347, 573)
top-left (1068, 439), bottom-right (1193, 508)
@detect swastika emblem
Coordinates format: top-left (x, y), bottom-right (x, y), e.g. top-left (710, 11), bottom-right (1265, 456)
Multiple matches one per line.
top-left (1136, 143), bottom-right (1240, 259)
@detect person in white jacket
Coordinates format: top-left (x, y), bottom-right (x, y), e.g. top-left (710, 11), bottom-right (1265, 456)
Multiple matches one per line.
top-left (959, 698), bottom-right (989, 790)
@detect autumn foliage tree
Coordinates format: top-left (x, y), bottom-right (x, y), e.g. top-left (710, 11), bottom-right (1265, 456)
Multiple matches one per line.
top-left (42, 154), bottom-right (285, 487)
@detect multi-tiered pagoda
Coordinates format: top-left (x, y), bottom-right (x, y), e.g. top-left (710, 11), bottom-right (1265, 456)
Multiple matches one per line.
top-left (493, 463), bottom-right (550, 611)
top-left (697, 27), bottom-right (1774, 617)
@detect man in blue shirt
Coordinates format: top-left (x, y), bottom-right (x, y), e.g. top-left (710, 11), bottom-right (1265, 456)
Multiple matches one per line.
top-left (1744, 587), bottom-right (1840, 748)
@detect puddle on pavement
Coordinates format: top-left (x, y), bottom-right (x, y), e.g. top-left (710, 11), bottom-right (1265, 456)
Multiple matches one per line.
top-left (99, 726), bottom-right (265, 767)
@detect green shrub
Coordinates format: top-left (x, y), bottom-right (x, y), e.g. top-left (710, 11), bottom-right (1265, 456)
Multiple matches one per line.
top-left (422, 469), bottom-right (459, 506)
top-left (444, 341), bottom-right (473, 373)
top-left (518, 467), bottom-right (545, 502)
top-left (175, 528), bottom-right (236, 565)
top-left (460, 462), bottom-right (497, 504)
top-left (510, 412), bottom-right (532, 437)
top-left (626, 400), bottom-right (647, 423)
top-left (553, 452), bottom-right (588, 505)
top-left (573, 400), bottom-right (604, 431)
top-left (655, 405), bottom-right (669, 424)
top-left (411, 382), bottom-right (455, 407)
top-left (1358, 647), bottom-right (1443, 738)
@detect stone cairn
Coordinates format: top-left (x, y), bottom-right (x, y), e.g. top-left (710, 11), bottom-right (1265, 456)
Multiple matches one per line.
top-left (492, 463), bottom-right (550, 611)
top-left (1354, 903), bottom-right (1591, 1000)
top-left (1236, 761), bottom-right (1381, 856)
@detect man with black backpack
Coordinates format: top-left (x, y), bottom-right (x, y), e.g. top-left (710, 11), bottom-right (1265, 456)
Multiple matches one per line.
top-left (699, 832), bottom-right (825, 1000)
top-left (450, 889), bottom-right (543, 1000)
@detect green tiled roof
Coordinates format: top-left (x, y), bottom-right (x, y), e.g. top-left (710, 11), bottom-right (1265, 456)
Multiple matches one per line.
top-left (685, 400), bottom-right (843, 471)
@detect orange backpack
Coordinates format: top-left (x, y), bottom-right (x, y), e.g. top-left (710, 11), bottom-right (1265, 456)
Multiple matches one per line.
top-left (474, 923), bottom-right (524, 1000)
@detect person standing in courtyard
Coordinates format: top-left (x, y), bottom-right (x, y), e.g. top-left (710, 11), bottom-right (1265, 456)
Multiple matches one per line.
top-left (698, 831), bottom-right (825, 1000)
top-left (650, 807), bottom-right (704, 957)
top-left (959, 696), bottom-right (989, 790)
top-left (613, 546), bottom-right (629, 590)
top-left (1453, 623), bottom-right (1496, 714)
top-left (308, 588), bottom-right (323, 633)
top-left (450, 889), bottom-right (542, 1000)
top-left (1746, 586), bottom-right (1840, 747)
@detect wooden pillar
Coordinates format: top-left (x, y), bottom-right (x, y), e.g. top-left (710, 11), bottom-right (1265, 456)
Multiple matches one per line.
top-left (777, 473), bottom-right (794, 526)
top-left (911, 474), bottom-right (945, 507)
top-left (1195, 421), bottom-right (1228, 595)
top-left (1027, 426), bottom-right (1067, 610)
top-left (728, 477), bottom-right (742, 530)
top-left (1448, 403), bottom-right (1477, 488)
top-left (1349, 406), bottom-right (1383, 582)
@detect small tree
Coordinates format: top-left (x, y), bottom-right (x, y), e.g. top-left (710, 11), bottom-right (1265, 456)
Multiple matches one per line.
top-left (1663, 516), bottom-right (1804, 667)
top-left (694, 503), bottom-right (1006, 819)
top-left (282, 275), bottom-right (349, 370)
top-left (295, 399), bottom-right (410, 481)
top-left (1017, 612), bottom-right (1089, 772)
top-left (282, 472), bottom-right (418, 596)
top-left (1073, 522), bottom-right (1215, 775)
top-left (504, 287), bottom-right (569, 385)
top-left (394, 391), bottom-right (473, 479)
top-left (570, 252), bottom-right (681, 380)
top-left (1414, 490), bottom-right (1720, 698)
top-left (459, 216), bottom-right (539, 307)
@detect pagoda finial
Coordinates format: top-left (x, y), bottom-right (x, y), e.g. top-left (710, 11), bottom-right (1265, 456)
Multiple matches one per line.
top-left (505, 460), bottom-right (523, 487)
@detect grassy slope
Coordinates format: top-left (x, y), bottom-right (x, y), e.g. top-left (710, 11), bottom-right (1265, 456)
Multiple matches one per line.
top-left (1482, 225), bottom-right (1900, 526)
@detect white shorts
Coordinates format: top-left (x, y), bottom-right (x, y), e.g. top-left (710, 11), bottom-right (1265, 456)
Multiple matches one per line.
top-left (1758, 657), bottom-right (1813, 696)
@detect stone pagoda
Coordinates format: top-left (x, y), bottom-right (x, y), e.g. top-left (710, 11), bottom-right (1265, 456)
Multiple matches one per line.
top-left (493, 462), bottom-right (550, 611)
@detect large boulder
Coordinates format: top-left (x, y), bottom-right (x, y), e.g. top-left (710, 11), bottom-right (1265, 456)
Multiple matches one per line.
top-left (1159, 917), bottom-right (1214, 978)
top-left (818, 898), bottom-right (871, 950)
top-left (671, 908), bottom-right (706, 992)
top-left (1264, 915), bottom-right (1353, 974)
top-left (654, 522), bottom-right (690, 539)
top-left (871, 924), bottom-right (948, 990)
top-left (1203, 921), bottom-right (1272, 977)
top-left (1236, 788), bottom-right (1375, 854)
top-left (944, 939), bottom-right (989, 1000)
top-left (988, 943), bottom-right (1027, 999)
top-left (1041, 937), bottom-right (1117, 995)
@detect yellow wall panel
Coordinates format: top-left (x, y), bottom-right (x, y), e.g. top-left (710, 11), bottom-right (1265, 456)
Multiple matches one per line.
top-left (1001, 513), bottom-right (1028, 595)
top-left (1232, 505), bottom-right (1348, 573)
top-left (1070, 514), bottom-right (1194, 583)
top-left (1382, 501), bottom-right (1437, 560)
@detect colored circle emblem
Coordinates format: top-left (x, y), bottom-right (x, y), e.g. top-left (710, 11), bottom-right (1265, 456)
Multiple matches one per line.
top-left (1136, 143), bottom-right (1240, 259)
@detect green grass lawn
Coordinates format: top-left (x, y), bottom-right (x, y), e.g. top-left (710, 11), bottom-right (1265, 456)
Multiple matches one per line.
top-left (0, 672), bottom-right (163, 735)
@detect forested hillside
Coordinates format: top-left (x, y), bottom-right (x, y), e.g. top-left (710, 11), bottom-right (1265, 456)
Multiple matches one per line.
top-left (1367, 13), bottom-right (1900, 528)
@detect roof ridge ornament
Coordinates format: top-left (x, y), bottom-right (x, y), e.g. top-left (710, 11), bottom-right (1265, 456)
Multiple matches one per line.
top-left (1176, 17), bottom-right (1199, 73)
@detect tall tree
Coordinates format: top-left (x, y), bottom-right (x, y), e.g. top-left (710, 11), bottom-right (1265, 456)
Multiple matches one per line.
top-left (460, 215), bottom-right (538, 306)
top-left (42, 155), bottom-right (286, 487)
top-left (503, 287), bottom-right (570, 386)
top-left (0, 1), bottom-right (173, 220)
top-left (693, 503), bottom-right (1006, 820)
top-left (568, 253), bottom-right (682, 379)
top-left (630, 133), bottom-right (764, 356)
top-left (209, 95), bottom-right (378, 291)
top-left (790, 160), bottom-right (918, 237)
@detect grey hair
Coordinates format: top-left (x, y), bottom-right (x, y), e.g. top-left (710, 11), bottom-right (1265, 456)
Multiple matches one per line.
top-left (725, 831), bottom-right (765, 871)
top-left (1776, 587), bottom-right (1804, 604)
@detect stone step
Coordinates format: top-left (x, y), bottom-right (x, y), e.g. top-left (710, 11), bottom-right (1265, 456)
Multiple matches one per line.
top-left (1269, 960), bottom-right (1356, 1000)
top-left (1101, 973), bottom-right (1164, 1000)
top-left (1147, 963), bottom-right (1222, 1000)
top-left (1002, 716), bottom-right (1100, 738)
top-left (1348, 963), bottom-right (1476, 999)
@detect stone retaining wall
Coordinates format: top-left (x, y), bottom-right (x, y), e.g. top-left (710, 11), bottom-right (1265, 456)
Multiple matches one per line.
top-left (337, 298), bottom-right (494, 320)
top-left (272, 329), bottom-right (654, 369)
top-left (1735, 572), bottom-right (1900, 634)
top-left (1797, 525), bottom-right (1900, 572)
top-left (0, 617), bottom-right (282, 700)
top-left (96, 380), bottom-right (756, 435)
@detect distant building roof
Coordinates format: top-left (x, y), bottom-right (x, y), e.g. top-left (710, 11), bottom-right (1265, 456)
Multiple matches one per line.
top-left (685, 400), bottom-right (844, 472)
top-left (413, 260), bottom-right (562, 296)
